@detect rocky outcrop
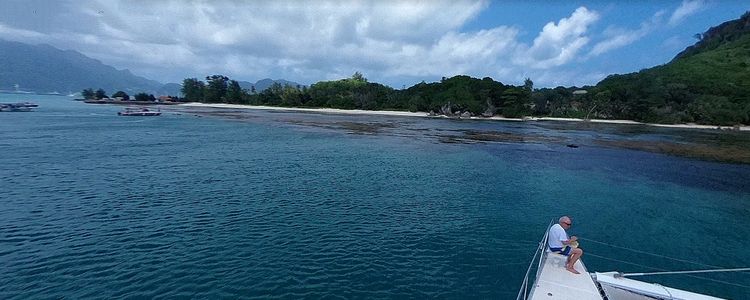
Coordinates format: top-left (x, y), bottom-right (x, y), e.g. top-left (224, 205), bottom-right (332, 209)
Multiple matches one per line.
top-left (482, 99), bottom-right (496, 117)
top-left (440, 102), bottom-right (453, 116)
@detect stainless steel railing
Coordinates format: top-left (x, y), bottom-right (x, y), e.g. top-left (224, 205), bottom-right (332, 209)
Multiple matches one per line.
top-left (515, 220), bottom-right (553, 300)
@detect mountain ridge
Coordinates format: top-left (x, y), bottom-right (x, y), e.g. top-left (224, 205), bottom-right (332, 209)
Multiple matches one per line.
top-left (0, 39), bottom-right (301, 96)
top-left (0, 39), bottom-right (166, 95)
top-left (237, 78), bottom-right (303, 92)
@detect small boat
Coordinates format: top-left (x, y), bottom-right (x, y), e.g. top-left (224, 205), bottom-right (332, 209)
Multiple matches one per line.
top-left (118, 107), bottom-right (161, 116)
top-left (17, 102), bottom-right (38, 107)
top-left (0, 103), bottom-right (35, 112)
top-left (516, 222), bottom-right (742, 299)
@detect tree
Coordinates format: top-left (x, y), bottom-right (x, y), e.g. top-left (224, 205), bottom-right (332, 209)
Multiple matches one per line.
top-left (258, 83), bottom-right (283, 105)
top-left (352, 71), bottom-right (367, 82)
top-left (687, 95), bottom-right (745, 125)
top-left (134, 93), bottom-right (150, 102)
top-left (500, 87), bottom-right (531, 117)
top-left (204, 75), bottom-right (229, 103)
top-left (111, 91), bottom-right (130, 101)
top-left (280, 85), bottom-right (303, 106)
top-left (95, 89), bottom-right (108, 99)
top-left (523, 78), bottom-right (533, 92)
top-left (588, 90), bottom-right (611, 119)
top-left (181, 78), bottom-right (205, 102)
top-left (81, 88), bottom-right (95, 99)
top-left (226, 80), bottom-right (243, 103)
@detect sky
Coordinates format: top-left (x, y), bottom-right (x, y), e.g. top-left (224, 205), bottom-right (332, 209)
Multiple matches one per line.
top-left (1, 0), bottom-right (748, 88)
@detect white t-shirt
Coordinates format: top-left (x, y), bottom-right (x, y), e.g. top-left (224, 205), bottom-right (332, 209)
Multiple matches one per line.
top-left (548, 224), bottom-right (569, 249)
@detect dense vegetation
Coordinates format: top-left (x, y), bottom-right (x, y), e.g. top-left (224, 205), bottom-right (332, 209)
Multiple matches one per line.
top-left (178, 73), bottom-right (535, 118)
top-left (80, 88), bottom-right (161, 102)
top-left (584, 12), bottom-right (750, 125)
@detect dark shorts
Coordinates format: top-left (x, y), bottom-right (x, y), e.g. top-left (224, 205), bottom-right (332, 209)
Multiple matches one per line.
top-left (549, 246), bottom-right (572, 256)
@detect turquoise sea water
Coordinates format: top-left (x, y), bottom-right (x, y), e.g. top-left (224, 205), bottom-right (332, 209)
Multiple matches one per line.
top-left (1, 94), bottom-right (749, 299)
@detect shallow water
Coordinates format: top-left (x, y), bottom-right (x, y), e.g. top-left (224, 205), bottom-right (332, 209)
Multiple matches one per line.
top-left (1, 94), bottom-right (749, 299)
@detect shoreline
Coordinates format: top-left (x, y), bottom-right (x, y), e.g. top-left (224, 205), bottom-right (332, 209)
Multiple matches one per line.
top-left (178, 102), bottom-right (750, 131)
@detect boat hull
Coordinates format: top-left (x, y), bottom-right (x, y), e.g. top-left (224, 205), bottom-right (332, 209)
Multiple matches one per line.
top-left (0, 102), bottom-right (37, 112)
top-left (118, 112), bottom-right (161, 116)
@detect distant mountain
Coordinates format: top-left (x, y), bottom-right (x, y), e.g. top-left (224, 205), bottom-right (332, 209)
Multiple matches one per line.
top-left (237, 79), bottom-right (303, 92)
top-left (0, 39), bottom-right (303, 97)
top-left (0, 39), bottom-right (166, 95)
top-left (253, 78), bottom-right (302, 91)
top-left (158, 83), bottom-right (182, 96)
top-left (237, 81), bottom-right (255, 91)
top-left (593, 11), bottom-right (750, 125)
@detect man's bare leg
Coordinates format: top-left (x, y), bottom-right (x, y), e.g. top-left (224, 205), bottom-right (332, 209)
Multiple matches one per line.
top-left (566, 249), bottom-right (583, 274)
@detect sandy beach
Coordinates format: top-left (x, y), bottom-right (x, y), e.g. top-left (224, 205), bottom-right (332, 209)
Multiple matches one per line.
top-left (179, 102), bottom-right (750, 131)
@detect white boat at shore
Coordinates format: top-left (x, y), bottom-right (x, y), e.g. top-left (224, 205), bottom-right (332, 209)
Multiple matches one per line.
top-left (118, 107), bottom-right (161, 116)
top-left (0, 102), bottom-right (37, 112)
top-left (517, 223), bottom-right (745, 300)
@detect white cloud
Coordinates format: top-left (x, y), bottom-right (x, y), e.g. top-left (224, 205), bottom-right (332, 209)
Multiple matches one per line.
top-left (0, 22), bottom-right (46, 40)
top-left (530, 69), bottom-right (607, 88)
top-left (589, 10), bottom-right (663, 56)
top-left (66, 0), bottom-right (492, 83)
top-left (387, 27), bottom-right (520, 77)
top-left (590, 30), bottom-right (643, 57)
top-left (669, 0), bottom-right (706, 26)
top-left (0, 1), bottom-right (609, 87)
top-left (81, 0), bottom-right (502, 81)
top-left (515, 7), bottom-right (600, 69)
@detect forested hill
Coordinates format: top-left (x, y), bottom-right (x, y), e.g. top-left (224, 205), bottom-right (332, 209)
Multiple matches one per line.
top-left (0, 39), bottom-right (167, 95)
top-left (590, 11), bottom-right (750, 125)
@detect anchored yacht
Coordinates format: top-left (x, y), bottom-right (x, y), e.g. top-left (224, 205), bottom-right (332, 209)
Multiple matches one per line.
top-left (118, 107), bottom-right (161, 116)
top-left (517, 222), bottom-right (746, 300)
top-left (0, 102), bottom-right (37, 112)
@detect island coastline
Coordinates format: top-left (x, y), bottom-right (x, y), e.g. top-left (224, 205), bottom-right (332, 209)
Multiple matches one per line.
top-left (179, 102), bottom-right (750, 132)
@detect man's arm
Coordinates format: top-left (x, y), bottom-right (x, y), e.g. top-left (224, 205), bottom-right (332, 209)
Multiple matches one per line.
top-left (562, 235), bottom-right (578, 245)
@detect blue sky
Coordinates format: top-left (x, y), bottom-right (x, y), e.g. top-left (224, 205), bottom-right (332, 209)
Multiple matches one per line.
top-left (461, 1), bottom-right (749, 87)
top-left (0, 1), bottom-right (748, 88)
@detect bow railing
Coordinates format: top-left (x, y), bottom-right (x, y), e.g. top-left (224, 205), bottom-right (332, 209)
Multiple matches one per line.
top-left (515, 220), bottom-right (553, 300)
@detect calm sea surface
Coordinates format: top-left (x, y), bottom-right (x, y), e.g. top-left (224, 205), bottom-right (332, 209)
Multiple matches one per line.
top-left (1, 94), bottom-right (749, 299)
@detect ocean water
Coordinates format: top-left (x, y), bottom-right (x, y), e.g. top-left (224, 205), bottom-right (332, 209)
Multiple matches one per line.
top-left (1, 94), bottom-right (749, 299)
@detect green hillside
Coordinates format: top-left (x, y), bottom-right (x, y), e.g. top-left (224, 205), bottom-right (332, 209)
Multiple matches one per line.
top-left (592, 12), bottom-right (750, 125)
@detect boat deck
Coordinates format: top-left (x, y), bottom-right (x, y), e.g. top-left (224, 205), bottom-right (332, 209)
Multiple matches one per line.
top-left (594, 272), bottom-right (724, 300)
top-left (529, 252), bottom-right (602, 300)
top-left (520, 224), bottom-right (729, 300)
